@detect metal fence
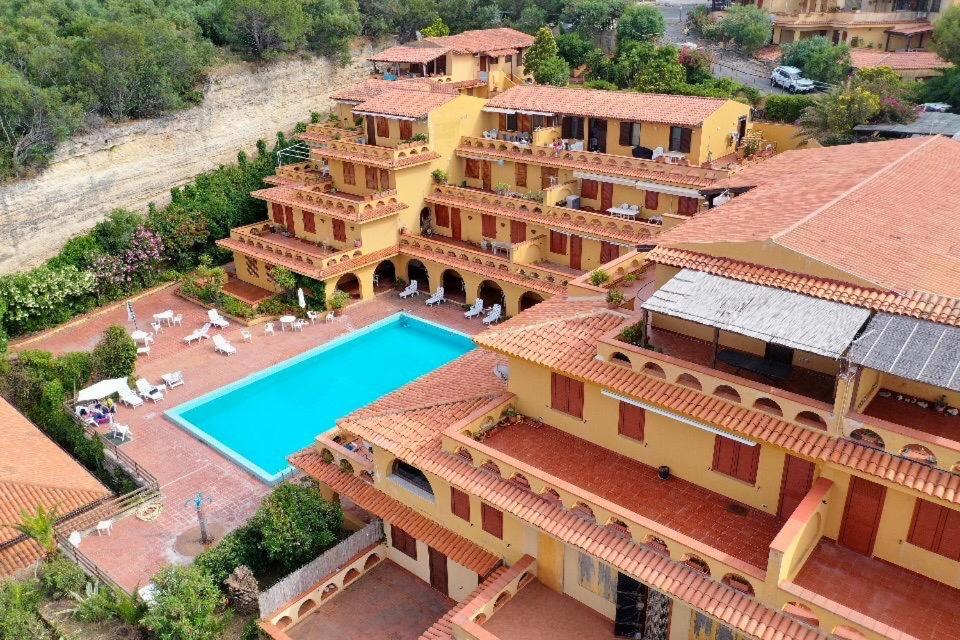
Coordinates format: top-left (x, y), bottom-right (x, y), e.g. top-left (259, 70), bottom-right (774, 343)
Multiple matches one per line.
top-left (258, 519), bottom-right (384, 617)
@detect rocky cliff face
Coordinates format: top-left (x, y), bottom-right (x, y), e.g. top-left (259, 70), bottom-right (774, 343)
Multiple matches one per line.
top-left (0, 44), bottom-right (381, 274)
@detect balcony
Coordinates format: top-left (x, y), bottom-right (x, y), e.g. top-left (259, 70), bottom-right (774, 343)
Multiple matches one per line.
top-left (252, 185), bottom-right (407, 223)
top-left (265, 161), bottom-right (332, 188)
top-left (774, 10), bottom-right (927, 25)
top-left (298, 123), bottom-right (366, 145)
top-left (299, 124), bottom-right (440, 169)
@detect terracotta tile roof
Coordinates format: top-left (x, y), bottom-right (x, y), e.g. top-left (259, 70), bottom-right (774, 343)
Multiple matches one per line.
top-left (648, 247), bottom-right (960, 327)
top-left (658, 136), bottom-right (960, 299)
top-left (331, 77), bottom-right (444, 103)
top-left (418, 567), bottom-right (510, 640)
top-left (885, 22), bottom-right (935, 35)
top-left (218, 239), bottom-right (399, 283)
top-left (353, 88), bottom-right (457, 119)
top-left (289, 451), bottom-right (500, 576)
top-left (849, 49), bottom-right (951, 71)
top-left (485, 85), bottom-right (730, 126)
top-left (0, 398), bottom-right (110, 574)
top-left (425, 28), bottom-right (533, 55)
top-left (251, 186), bottom-right (407, 222)
top-left (369, 43), bottom-right (449, 64)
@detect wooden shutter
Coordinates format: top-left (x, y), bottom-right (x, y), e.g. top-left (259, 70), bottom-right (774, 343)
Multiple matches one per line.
top-left (736, 443), bottom-right (760, 484)
top-left (435, 204), bottom-right (450, 227)
top-left (391, 526), bottom-right (417, 559)
top-left (271, 202), bottom-right (284, 224)
top-left (581, 179), bottom-right (598, 199)
top-left (568, 377), bottom-right (584, 418)
top-left (515, 162), bottom-right (527, 187)
top-left (451, 487), bottom-right (470, 521)
top-left (680, 127), bottom-right (693, 153)
top-left (510, 220), bottom-right (526, 243)
top-left (644, 190), bottom-right (659, 210)
top-left (379, 169), bottom-right (391, 190)
top-left (619, 121), bottom-right (633, 146)
top-left (601, 241), bottom-right (620, 263)
top-left (399, 120), bottom-right (413, 140)
top-left (712, 436), bottom-right (739, 478)
top-left (302, 211), bottom-right (316, 233)
top-left (551, 372), bottom-right (566, 413)
top-left (551, 373), bottom-right (582, 418)
top-left (342, 162), bottom-right (355, 185)
top-left (376, 116), bottom-right (389, 138)
top-left (465, 158), bottom-right (480, 179)
top-left (908, 499), bottom-right (960, 560)
top-left (541, 166), bottom-right (558, 190)
top-left (618, 402), bottom-right (645, 440)
top-left (284, 206), bottom-right (295, 233)
top-left (518, 113), bottom-right (532, 133)
top-left (481, 503), bottom-right (503, 538)
top-left (481, 214), bottom-right (497, 237)
top-left (332, 218), bottom-right (347, 242)
top-left (365, 166), bottom-right (379, 190)
top-left (498, 113), bottom-right (507, 130)
top-left (678, 196), bottom-right (698, 215)
top-left (549, 230), bottom-right (567, 254)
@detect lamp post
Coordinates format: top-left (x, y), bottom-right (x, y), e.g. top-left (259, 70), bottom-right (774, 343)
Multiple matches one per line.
top-left (186, 492), bottom-right (214, 545)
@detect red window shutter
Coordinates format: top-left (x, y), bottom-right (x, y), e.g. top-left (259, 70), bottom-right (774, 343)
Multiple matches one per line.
top-left (549, 230), bottom-right (567, 254)
top-left (515, 162), bottom-right (527, 187)
top-left (271, 202), bottom-right (284, 223)
top-left (645, 190), bottom-right (659, 210)
top-left (302, 211), bottom-right (316, 233)
top-left (712, 436), bottom-right (738, 477)
top-left (510, 220), bottom-right (526, 243)
top-left (481, 214), bottom-right (497, 237)
top-left (619, 121), bottom-right (632, 146)
top-left (678, 196), bottom-right (698, 215)
top-left (481, 503), bottom-right (503, 538)
top-left (541, 167), bottom-right (558, 190)
top-left (518, 113), bottom-right (532, 133)
top-left (343, 162), bottom-right (355, 185)
top-left (550, 372), bottom-right (565, 412)
top-left (581, 179), bottom-right (598, 199)
top-left (909, 499), bottom-right (944, 552)
top-left (365, 166), bottom-right (379, 190)
top-left (465, 158), bottom-right (480, 179)
top-left (618, 402), bottom-right (645, 441)
top-left (392, 526), bottom-right (417, 559)
top-left (379, 169), bottom-right (391, 190)
top-left (435, 205), bottom-right (450, 227)
top-left (451, 487), bottom-right (470, 521)
top-left (736, 443), bottom-right (760, 484)
top-left (569, 378), bottom-right (584, 418)
top-left (498, 113), bottom-right (507, 130)
top-left (399, 120), bottom-right (413, 140)
top-left (939, 509), bottom-right (960, 561)
top-left (601, 241), bottom-right (620, 263)
top-left (332, 219), bottom-right (346, 242)
top-left (681, 127), bottom-right (693, 153)
top-left (376, 116), bottom-right (389, 138)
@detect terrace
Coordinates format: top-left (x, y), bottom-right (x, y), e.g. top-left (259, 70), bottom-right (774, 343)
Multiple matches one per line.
top-left (252, 184), bottom-right (407, 223)
top-left (299, 124), bottom-right (439, 168)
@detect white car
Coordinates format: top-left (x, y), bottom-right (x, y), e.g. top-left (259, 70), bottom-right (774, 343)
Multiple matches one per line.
top-left (770, 66), bottom-right (815, 93)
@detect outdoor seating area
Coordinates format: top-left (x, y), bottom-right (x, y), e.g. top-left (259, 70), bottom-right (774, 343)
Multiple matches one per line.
top-left (481, 580), bottom-right (616, 640)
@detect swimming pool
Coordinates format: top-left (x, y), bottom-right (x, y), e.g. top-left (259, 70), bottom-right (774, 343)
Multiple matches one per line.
top-left (166, 314), bottom-right (474, 484)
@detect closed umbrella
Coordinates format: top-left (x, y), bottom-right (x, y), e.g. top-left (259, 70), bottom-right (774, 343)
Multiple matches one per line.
top-left (77, 377), bottom-right (128, 402)
top-left (297, 287), bottom-right (306, 309)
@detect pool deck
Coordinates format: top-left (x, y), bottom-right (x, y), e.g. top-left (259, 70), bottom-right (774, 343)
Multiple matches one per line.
top-left (15, 288), bottom-right (484, 591)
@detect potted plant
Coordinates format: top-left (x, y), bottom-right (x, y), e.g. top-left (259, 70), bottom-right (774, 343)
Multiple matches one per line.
top-left (935, 395), bottom-right (948, 413)
top-left (494, 182), bottom-right (511, 195)
top-left (327, 289), bottom-right (351, 316)
top-left (589, 269), bottom-right (610, 286)
top-left (431, 169), bottom-right (448, 184)
top-left (606, 289), bottom-right (624, 308)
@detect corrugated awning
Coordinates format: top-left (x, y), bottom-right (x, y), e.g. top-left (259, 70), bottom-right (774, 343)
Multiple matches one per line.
top-left (848, 313), bottom-right (960, 391)
top-left (642, 269), bottom-right (871, 358)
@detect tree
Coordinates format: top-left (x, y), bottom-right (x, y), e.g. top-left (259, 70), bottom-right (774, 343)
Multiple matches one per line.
top-left (391, 0), bottom-right (440, 42)
top-left (556, 33), bottom-right (597, 68)
top-left (617, 4), bottom-right (665, 45)
top-left (533, 56), bottom-right (571, 85)
top-left (91, 325), bottom-right (138, 380)
top-left (633, 47), bottom-right (685, 93)
top-left (851, 67), bottom-right (916, 123)
top-left (218, 0), bottom-right (311, 59)
top-left (781, 36), bottom-right (851, 84)
top-left (251, 484), bottom-right (342, 572)
top-left (5, 504), bottom-right (59, 559)
top-left (932, 5), bottom-right (960, 65)
top-left (305, 0), bottom-right (362, 63)
top-left (91, 209), bottom-right (143, 256)
top-left (146, 204), bottom-right (211, 271)
top-left (141, 565), bottom-right (226, 640)
top-left (919, 67), bottom-right (960, 111)
top-left (561, 0), bottom-right (627, 36)
top-left (515, 4), bottom-right (548, 34)
top-left (679, 47), bottom-right (713, 85)
top-left (799, 86), bottom-right (881, 145)
top-left (420, 16), bottom-right (450, 36)
top-left (719, 5), bottom-right (772, 55)
top-left (524, 27), bottom-right (559, 74)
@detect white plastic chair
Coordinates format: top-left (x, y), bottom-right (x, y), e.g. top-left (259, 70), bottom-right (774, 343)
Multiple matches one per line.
top-left (172, 314), bottom-right (183, 326)
top-left (482, 304), bottom-right (502, 325)
top-left (135, 378), bottom-right (164, 402)
top-left (151, 321), bottom-right (162, 335)
top-left (264, 322), bottom-right (275, 336)
top-left (95, 519), bottom-right (114, 536)
top-left (399, 280), bottom-right (419, 298)
top-left (161, 372), bottom-right (184, 388)
top-left (109, 423), bottom-right (131, 442)
top-left (464, 299), bottom-right (484, 318)
top-left (213, 334), bottom-right (237, 356)
top-left (208, 309), bottom-right (230, 329)
top-left (425, 287), bottom-right (445, 306)
top-left (241, 329), bottom-right (253, 342)
top-left (307, 310), bottom-right (320, 324)
top-left (293, 320), bottom-right (306, 332)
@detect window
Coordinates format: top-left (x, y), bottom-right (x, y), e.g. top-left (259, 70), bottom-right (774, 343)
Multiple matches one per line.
top-left (669, 127), bottom-right (693, 153)
top-left (365, 166), bottom-right (379, 190)
top-left (619, 121), bottom-right (640, 146)
top-left (551, 372), bottom-right (584, 418)
top-left (515, 162), bottom-right (527, 187)
top-left (549, 230), bottom-right (567, 254)
top-left (391, 525), bottom-right (417, 559)
top-left (342, 162), bottom-right (356, 185)
top-left (376, 116), bottom-right (389, 138)
top-left (481, 502), bottom-right (503, 538)
top-left (600, 241), bottom-right (620, 263)
top-left (712, 436), bottom-right (760, 484)
top-left (399, 120), bottom-right (413, 140)
top-left (540, 166), bottom-right (558, 190)
top-left (302, 211), bottom-right (316, 233)
top-left (678, 196), bottom-right (698, 215)
top-left (379, 169), bottom-right (391, 190)
top-left (644, 190), bottom-right (659, 210)
top-left (505, 112), bottom-right (519, 131)
top-left (435, 204), bottom-right (450, 227)
top-left (332, 218), bottom-right (347, 242)
top-left (465, 158), bottom-right (481, 179)
top-left (581, 179), bottom-right (598, 200)
top-left (618, 402), bottom-right (645, 441)
top-left (271, 202), bottom-right (284, 224)
top-left (451, 487), bottom-right (471, 521)
top-left (510, 220), bottom-right (526, 243)
top-left (908, 499), bottom-right (960, 560)
top-left (562, 116), bottom-right (585, 140)
top-left (392, 459), bottom-right (433, 495)
top-left (481, 213), bottom-right (497, 237)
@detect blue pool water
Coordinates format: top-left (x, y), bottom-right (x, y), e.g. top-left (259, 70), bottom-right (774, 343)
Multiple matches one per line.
top-left (166, 314), bottom-right (473, 484)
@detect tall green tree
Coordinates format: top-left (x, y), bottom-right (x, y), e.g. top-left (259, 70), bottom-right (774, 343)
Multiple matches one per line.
top-left (719, 5), bottom-right (772, 55)
top-left (420, 16), bottom-right (450, 36)
top-left (932, 5), bottom-right (960, 65)
top-left (781, 36), bottom-right (850, 84)
top-left (219, 0), bottom-right (311, 59)
top-left (556, 33), bottom-right (597, 68)
top-left (919, 67), bottom-right (960, 110)
top-left (533, 55), bottom-right (570, 85)
top-left (305, 0), bottom-right (362, 63)
top-left (524, 26), bottom-right (559, 73)
top-left (561, 0), bottom-right (626, 36)
top-left (617, 4), bottom-right (665, 45)
top-left (799, 86), bottom-right (881, 145)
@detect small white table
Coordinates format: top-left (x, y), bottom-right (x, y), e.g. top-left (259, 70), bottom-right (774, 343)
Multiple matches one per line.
top-left (153, 310), bottom-right (174, 325)
top-left (130, 330), bottom-right (153, 345)
top-left (607, 206), bottom-right (640, 219)
top-left (279, 315), bottom-right (297, 331)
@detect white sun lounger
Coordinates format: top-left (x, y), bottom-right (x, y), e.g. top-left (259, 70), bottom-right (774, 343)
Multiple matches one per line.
top-left (213, 334), bottom-right (237, 356)
top-left (161, 372), bottom-right (184, 388)
top-left (208, 309), bottom-right (230, 328)
top-left (399, 280), bottom-right (419, 299)
top-left (482, 304), bottom-right (502, 325)
top-left (464, 299), bottom-right (484, 318)
top-left (183, 323), bottom-right (211, 344)
top-left (118, 387), bottom-right (144, 408)
top-left (425, 287), bottom-right (445, 306)
top-left (135, 378), bottom-right (164, 403)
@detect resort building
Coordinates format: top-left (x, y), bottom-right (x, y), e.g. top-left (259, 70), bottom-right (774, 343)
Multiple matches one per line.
top-left (218, 76), bottom-right (758, 317)
top-left (848, 48), bottom-right (952, 81)
top-left (0, 397), bottom-right (110, 576)
top-left (261, 135), bottom-right (960, 640)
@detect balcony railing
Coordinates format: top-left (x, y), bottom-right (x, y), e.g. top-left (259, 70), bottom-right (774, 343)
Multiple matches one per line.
top-left (253, 184), bottom-right (406, 222)
top-left (306, 136), bottom-right (438, 169)
top-left (268, 162), bottom-right (332, 188)
top-left (316, 433), bottom-right (375, 477)
top-left (774, 10), bottom-right (925, 24)
top-left (218, 225), bottom-right (374, 279)
top-left (452, 556), bottom-right (537, 638)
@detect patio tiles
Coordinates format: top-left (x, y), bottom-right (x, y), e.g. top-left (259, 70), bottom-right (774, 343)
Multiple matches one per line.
top-left (861, 393), bottom-right (960, 443)
top-left (483, 581), bottom-right (615, 640)
top-left (286, 560), bottom-right (454, 640)
top-left (18, 286), bottom-right (485, 590)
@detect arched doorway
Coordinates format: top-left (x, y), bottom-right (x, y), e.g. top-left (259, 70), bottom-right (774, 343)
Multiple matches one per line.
top-left (374, 260), bottom-right (396, 292)
top-left (442, 269), bottom-right (466, 303)
top-left (407, 260), bottom-right (430, 292)
top-left (420, 207), bottom-right (431, 232)
top-left (477, 280), bottom-right (505, 309)
top-left (519, 291), bottom-right (544, 311)
top-left (335, 273), bottom-right (361, 299)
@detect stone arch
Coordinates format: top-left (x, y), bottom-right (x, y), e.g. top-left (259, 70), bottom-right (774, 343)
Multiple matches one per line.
top-left (518, 572), bottom-right (534, 587)
top-left (442, 269), bottom-right (467, 303)
top-left (850, 428), bottom-right (884, 449)
top-left (570, 503), bottom-right (596, 522)
top-left (364, 553), bottom-right (381, 570)
top-left (391, 459), bottom-right (434, 495)
top-left (682, 555), bottom-right (711, 575)
top-left (611, 351), bottom-right (632, 365)
top-left (509, 473), bottom-right (531, 490)
top-left (796, 411), bottom-right (827, 430)
top-left (721, 573), bottom-right (755, 596)
top-left (782, 602), bottom-right (819, 627)
top-left (344, 568), bottom-right (360, 584)
top-left (494, 592), bottom-right (512, 609)
top-left (374, 260), bottom-right (397, 291)
top-left (642, 362), bottom-right (666, 379)
top-left (335, 273), bottom-right (361, 299)
top-left (477, 279), bottom-right (506, 309)
top-left (519, 291), bottom-right (545, 311)
top-left (407, 259), bottom-right (430, 291)
top-left (753, 397), bottom-right (783, 417)
top-left (714, 385), bottom-right (742, 403)
top-left (642, 535), bottom-right (670, 556)
top-left (480, 460), bottom-right (502, 477)
top-left (321, 583), bottom-right (338, 600)
top-left (900, 444), bottom-right (937, 466)
top-left (456, 447), bottom-right (474, 463)
top-left (359, 470), bottom-right (374, 484)
top-left (277, 616), bottom-right (293, 629)
top-left (676, 373), bottom-right (702, 390)
top-left (298, 599), bottom-right (317, 617)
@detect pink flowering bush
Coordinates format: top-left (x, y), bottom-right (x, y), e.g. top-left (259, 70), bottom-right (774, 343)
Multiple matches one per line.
top-left (91, 226), bottom-right (165, 297)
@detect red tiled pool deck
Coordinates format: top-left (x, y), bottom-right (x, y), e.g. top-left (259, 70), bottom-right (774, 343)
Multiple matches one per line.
top-left (480, 419), bottom-right (784, 572)
top-left (286, 560), bottom-right (454, 640)
top-left (483, 581), bottom-right (615, 640)
top-left (793, 540), bottom-right (960, 640)
top-left (16, 287), bottom-right (485, 591)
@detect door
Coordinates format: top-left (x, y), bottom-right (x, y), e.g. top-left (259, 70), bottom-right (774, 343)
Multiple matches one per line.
top-left (284, 207), bottom-right (295, 234)
top-left (450, 208), bottom-right (462, 241)
top-left (838, 476), bottom-right (886, 556)
top-left (510, 220), bottom-right (526, 244)
top-left (366, 116), bottom-right (376, 145)
top-left (778, 455), bottom-right (816, 520)
top-left (332, 218), bottom-right (346, 243)
top-left (737, 116), bottom-right (748, 147)
top-left (588, 117), bottom-right (607, 153)
top-left (428, 546), bottom-right (448, 595)
top-left (614, 572), bottom-right (647, 638)
top-left (570, 234), bottom-right (583, 270)
top-left (481, 161), bottom-right (492, 191)
top-left (600, 182), bottom-right (614, 212)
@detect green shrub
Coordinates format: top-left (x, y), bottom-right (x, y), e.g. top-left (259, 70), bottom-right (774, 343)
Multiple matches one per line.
top-left (719, 6), bottom-right (772, 55)
top-left (270, 266), bottom-right (297, 291)
top-left (141, 565), bottom-right (226, 640)
top-left (327, 290), bottom-right (351, 311)
top-left (194, 525), bottom-right (263, 586)
top-left (256, 296), bottom-right (293, 316)
top-left (40, 556), bottom-right (88, 599)
top-left (0, 579), bottom-right (51, 640)
top-left (222, 296), bottom-right (256, 319)
top-left (91, 326), bottom-right (137, 380)
top-left (431, 169), bottom-right (448, 183)
top-left (251, 483), bottom-right (342, 572)
top-left (763, 94), bottom-right (816, 122)
top-left (589, 269), bottom-right (610, 286)
top-left (71, 582), bottom-right (117, 623)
